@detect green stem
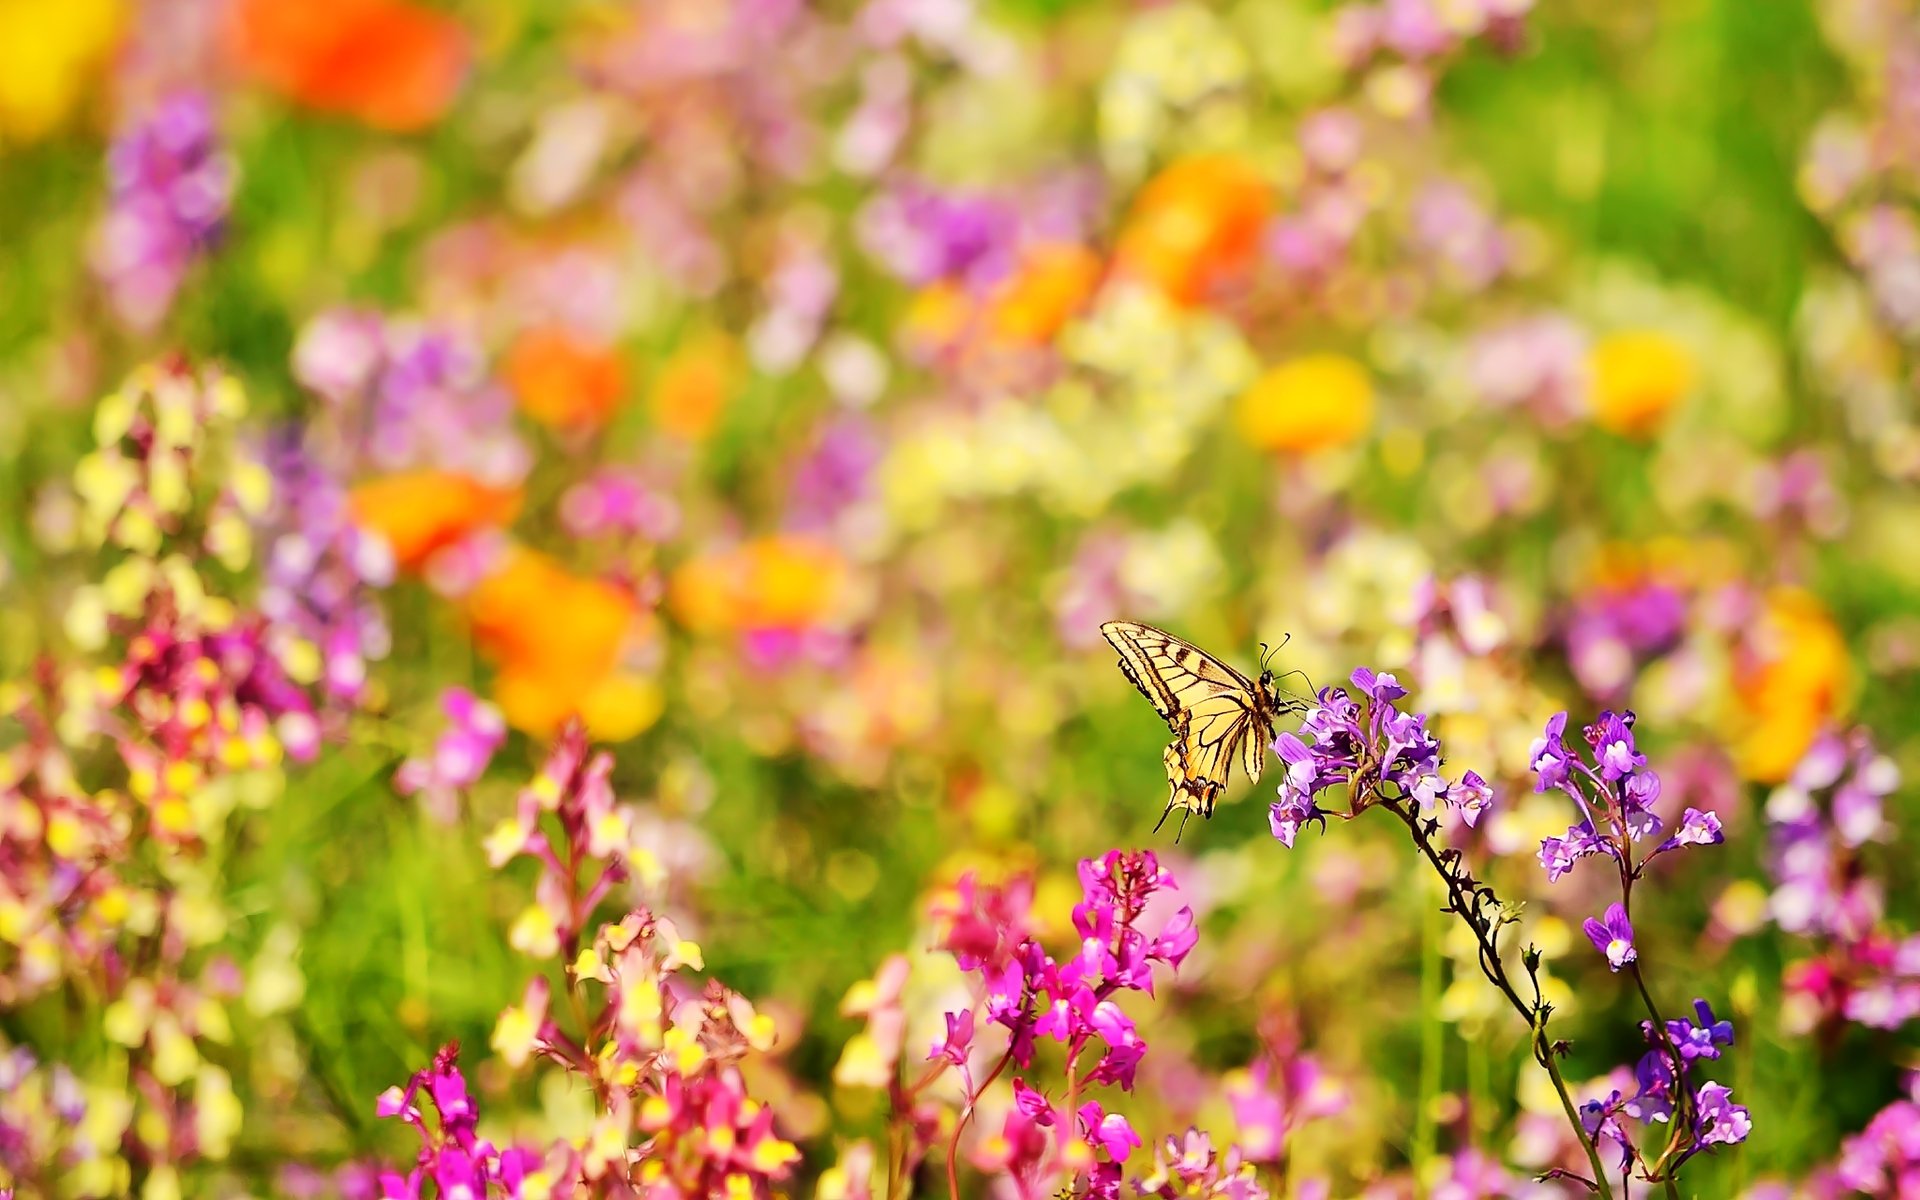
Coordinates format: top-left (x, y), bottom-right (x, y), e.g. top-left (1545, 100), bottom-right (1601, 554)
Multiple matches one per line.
top-left (1533, 1013), bottom-right (1617, 1200)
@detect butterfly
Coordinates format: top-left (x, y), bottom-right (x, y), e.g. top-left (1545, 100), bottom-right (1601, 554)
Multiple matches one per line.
top-left (1100, 620), bottom-right (1305, 838)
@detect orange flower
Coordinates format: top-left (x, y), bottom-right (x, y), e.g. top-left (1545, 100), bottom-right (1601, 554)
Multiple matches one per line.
top-left (504, 326), bottom-right (628, 431)
top-left (1733, 588), bottom-right (1851, 782)
top-left (1586, 331), bottom-right (1695, 439)
top-left (668, 536), bottom-right (848, 633)
top-left (1234, 353), bottom-right (1374, 453)
top-left (985, 244), bottom-right (1104, 346)
top-left (227, 0), bottom-right (468, 132)
top-left (650, 331), bottom-right (738, 442)
top-left (347, 471), bottom-right (520, 570)
top-left (1112, 155), bottom-right (1270, 307)
top-left (467, 547), bottom-right (661, 740)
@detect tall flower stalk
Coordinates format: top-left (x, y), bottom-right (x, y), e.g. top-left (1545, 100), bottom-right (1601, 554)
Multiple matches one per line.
top-left (1269, 669), bottom-right (1751, 1197)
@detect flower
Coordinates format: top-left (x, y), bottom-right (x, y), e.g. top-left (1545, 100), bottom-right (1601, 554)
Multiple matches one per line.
top-left (503, 326), bottom-right (628, 431)
top-left (985, 243), bottom-right (1104, 345)
top-left (649, 330), bottom-right (739, 442)
top-left (1691, 1081), bottom-right (1752, 1148)
top-left (1583, 903), bottom-right (1637, 971)
top-left (1733, 587), bottom-right (1850, 782)
top-left (227, 0), bottom-right (469, 131)
top-left (347, 471), bottom-right (522, 573)
top-left (0, 0), bottom-right (123, 142)
top-left (1269, 667), bottom-right (1473, 850)
top-left (1234, 354), bottom-right (1375, 454)
top-left (467, 548), bottom-right (661, 741)
top-left (1113, 155), bottom-right (1270, 306)
top-left (1586, 330), bottom-right (1695, 437)
top-left (668, 536), bottom-right (850, 637)
top-left (394, 688), bottom-right (507, 823)
top-left (91, 93), bottom-right (236, 334)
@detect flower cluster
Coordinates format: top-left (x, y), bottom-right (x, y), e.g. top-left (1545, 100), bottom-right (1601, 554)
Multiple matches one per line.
top-left (2, 364), bottom-right (322, 1195)
top-left (293, 308), bottom-right (529, 488)
top-left (1526, 708), bottom-right (1749, 1181)
top-left (1576, 998), bottom-right (1750, 1178)
top-left (1761, 730), bottom-right (1920, 1033)
top-left (375, 1043), bottom-right (552, 1199)
top-left (1269, 667), bottom-right (1493, 848)
top-left (450, 724), bottom-right (798, 1197)
top-left (90, 91), bottom-right (235, 332)
top-left (258, 435), bottom-right (395, 708)
top-left (1532, 709), bottom-right (1724, 886)
top-left (928, 851), bottom-right (1200, 1198)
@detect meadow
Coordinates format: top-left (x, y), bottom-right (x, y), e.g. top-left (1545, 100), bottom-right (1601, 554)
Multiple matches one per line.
top-left (1, 0), bottom-right (1917, 1196)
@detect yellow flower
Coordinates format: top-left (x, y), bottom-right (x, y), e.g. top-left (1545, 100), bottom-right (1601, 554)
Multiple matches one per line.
top-left (0, 0), bottom-right (124, 142)
top-left (1733, 587), bottom-right (1850, 782)
top-left (1235, 353), bottom-right (1374, 453)
top-left (1587, 330), bottom-right (1695, 438)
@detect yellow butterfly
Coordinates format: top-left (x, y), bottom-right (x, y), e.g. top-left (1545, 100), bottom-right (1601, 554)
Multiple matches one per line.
top-left (1100, 620), bottom-right (1304, 838)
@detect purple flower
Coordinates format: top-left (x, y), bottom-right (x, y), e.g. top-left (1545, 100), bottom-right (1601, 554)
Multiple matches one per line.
top-left (92, 92), bottom-right (236, 332)
top-left (1583, 903), bottom-right (1637, 971)
top-left (1529, 712), bottom-right (1573, 791)
top-left (1692, 1082), bottom-right (1752, 1148)
top-left (1449, 770), bottom-right (1494, 827)
top-left (1579, 1090), bottom-right (1635, 1167)
top-left (1656, 807), bottom-right (1725, 854)
top-left (1078, 1102), bottom-right (1143, 1163)
top-left (1540, 819), bottom-right (1606, 883)
top-left (1588, 710), bottom-right (1646, 782)
top-left (1663, 999), bottom-right (1734, 1062)
top-left (929, 1009), bottom-right (973, 1067)
top-left (1349, 666), bottom-right (1406, 703)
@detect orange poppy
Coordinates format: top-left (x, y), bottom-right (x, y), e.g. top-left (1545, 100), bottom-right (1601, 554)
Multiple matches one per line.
top-left (1732, 588), bottom-right (1851, 782)
top-left (347, 471), bottom-right (520, 570)
top-left (227, 0), bottom-right (468, 132)
top-left (1112, 155), bottom-right (1271, 307)
top-left (504, 326), bottom-right (628, 431)
top-left (985, 244), bottom-right (1104, 346)
top-left (467, 547), bottom-right (662, 740)
top-left (1587, 331), bottom-right (1695, 439)
top-left (650, 331), bottom-right (739, 442)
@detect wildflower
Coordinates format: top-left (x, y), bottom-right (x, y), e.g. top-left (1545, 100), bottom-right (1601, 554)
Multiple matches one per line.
top-left (227, 0), bottom-right (470, 131)
top-left (1113, 155), bottom-right (1270, 306)
top-left (259, 437), bottom-right (394, 705)
top-left (347, 471), bottom-right (522, 573)
top-left (985, 243), bottom-right (1104, 345)
top-left (0, 0), bottom-right (123, 141)
top-left (467, 548), bottom-right (661, 740)
top-left (1268, 667), bottom-right (1471, 849)
top-left (649, 330), bottom-right (739, 442)
top-left (1586, 330), bottom-right (1695, 438)
top-left (91, 93), bottom-right (236, 334)
top-left (503, 326), bottom-right (628, 431)
top-left (1732, 587), bottom-right (1850, 782)
top-left (1234, 354), bottom-right (1375, 454)
top-left (1583, 903), bottom-right (1637, 971)
top-left (394, 687), bottom-right (507, 823)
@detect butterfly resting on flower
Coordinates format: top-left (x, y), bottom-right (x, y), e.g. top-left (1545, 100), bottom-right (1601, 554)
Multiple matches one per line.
top-left (1100, 620), bottom-right (1306, 839)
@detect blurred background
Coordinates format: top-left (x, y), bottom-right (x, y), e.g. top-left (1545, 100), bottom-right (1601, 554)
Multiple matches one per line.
top-left (2, 0), bottom-right (1919, 1195)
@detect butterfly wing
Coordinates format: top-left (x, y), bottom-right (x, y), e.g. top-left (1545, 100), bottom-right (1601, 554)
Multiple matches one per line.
top-left (1100, 621), bottom-right (1271, 830)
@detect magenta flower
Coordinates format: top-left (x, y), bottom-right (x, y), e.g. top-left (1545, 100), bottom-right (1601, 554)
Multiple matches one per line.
top-left (1584, 903), bottom-right (1638, 971)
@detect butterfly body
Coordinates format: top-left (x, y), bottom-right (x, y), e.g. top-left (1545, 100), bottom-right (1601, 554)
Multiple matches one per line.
top-left (1100, 620), bottom-right (1300, 836)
